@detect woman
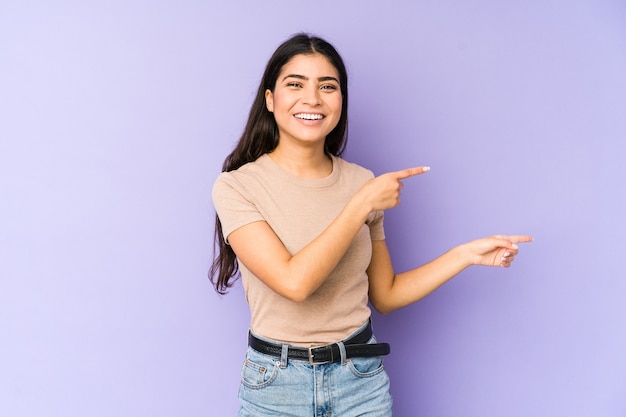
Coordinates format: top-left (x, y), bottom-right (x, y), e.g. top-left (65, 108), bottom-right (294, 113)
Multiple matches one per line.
top-left (211, 33), bottom-right (531, 416)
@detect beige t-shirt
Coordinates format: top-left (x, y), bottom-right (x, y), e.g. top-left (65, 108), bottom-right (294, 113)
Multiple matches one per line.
top-left (212, 154), bottom-right (384, 346)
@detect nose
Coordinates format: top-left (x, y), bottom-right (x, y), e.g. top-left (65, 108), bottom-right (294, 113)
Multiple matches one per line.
top-left (302, 85), bottom-right (321, 105)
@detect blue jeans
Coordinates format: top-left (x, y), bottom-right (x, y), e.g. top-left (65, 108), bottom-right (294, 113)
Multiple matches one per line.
top-left (238, 323), bottom-right (393, 416)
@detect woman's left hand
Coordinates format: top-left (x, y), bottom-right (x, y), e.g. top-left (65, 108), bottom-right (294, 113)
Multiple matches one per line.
top-left (463, 235), bottom-right (533, 268)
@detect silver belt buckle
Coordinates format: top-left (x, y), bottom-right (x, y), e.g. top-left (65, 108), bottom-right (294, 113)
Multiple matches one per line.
top-left (308, 345), bottom-right (333, 365)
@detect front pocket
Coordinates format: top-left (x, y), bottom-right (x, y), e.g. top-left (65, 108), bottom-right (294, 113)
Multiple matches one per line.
top-left (347, 356), bottom-right (385, 378)
top-left (240, 355), bottom-right (279, 389)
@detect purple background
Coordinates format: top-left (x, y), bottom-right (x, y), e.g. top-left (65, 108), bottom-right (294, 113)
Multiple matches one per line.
top-left (1, 1), bottom-right (625, 416)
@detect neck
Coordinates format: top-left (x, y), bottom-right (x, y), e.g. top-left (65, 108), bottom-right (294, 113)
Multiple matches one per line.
top-left (268, 143), bottom-right (333, 179)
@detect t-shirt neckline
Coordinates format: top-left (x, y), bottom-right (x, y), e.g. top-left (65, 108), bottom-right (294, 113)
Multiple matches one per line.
top-left (260, 153), bottom-right (341, 188)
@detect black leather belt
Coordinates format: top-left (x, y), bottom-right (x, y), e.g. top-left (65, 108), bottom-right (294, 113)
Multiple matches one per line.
top-left (248, 321), bottom-right (390, 365)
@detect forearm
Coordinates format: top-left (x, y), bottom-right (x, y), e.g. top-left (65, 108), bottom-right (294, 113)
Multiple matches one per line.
top-left (372, 244), bottom-right (473, 314)
top-left (283, 199), bottom-right (371, 300)
top-left (368, 235), bottom-right (531, 313)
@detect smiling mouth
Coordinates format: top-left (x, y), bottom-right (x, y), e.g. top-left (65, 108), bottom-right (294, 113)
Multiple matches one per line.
top-left (294, 113), bottom-right (324, 120)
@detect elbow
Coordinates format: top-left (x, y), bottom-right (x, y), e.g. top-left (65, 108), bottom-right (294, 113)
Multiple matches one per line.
top-left (258, 266), bottom-right (317, 303)
top-left (284, 292), bottom-right (311, 304)
top-left (372, 306), bottom-right (390, 315)
top-left (373, 306), bottom-right (395, 315)
top-left (278, 282), bottom-right (315, 303)
top-left (369, 298), bottom-right (396, 315)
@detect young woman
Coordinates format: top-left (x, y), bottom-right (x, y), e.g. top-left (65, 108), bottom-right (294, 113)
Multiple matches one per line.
top-left (211, 33), bottom-right (532, 417)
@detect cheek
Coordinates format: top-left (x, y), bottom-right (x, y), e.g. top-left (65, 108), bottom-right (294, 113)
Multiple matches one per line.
top-left (272, 99), bottom-right (290, 120)
top-left (271, 90), bottom-right (292, 108)
top-left (330, 91), bottom-right (343, 107)
top-left (331, 96), bottom-right (343, 115)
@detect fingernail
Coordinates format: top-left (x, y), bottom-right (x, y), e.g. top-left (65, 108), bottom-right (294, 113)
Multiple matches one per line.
top-left (512, 244), bottom-right (518, 249)
top-left (423, 167), bottom-right (430, 172)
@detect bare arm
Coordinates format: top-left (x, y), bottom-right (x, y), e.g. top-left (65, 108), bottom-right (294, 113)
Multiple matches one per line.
top-left (367, 235), bottom-right (533, 314)
top-left (227, 166), bottom-right (430, 302)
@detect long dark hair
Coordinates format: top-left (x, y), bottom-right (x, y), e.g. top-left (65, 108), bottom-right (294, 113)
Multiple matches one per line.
top-left (209, 33), bottom-right (350, 294)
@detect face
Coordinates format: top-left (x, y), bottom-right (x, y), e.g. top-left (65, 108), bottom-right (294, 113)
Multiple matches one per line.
top-left (265, 53), bottom-right (342, 148)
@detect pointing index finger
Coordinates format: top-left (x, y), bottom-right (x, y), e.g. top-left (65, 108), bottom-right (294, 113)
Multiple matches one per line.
top-left (509, 235), bottom-right (534, 244)
top-left (493, 235), bottom-right (533, 243)
top-left (395, 166), bottom-right (430, 179)
top-left (492, 235), bottom-right (534, 249)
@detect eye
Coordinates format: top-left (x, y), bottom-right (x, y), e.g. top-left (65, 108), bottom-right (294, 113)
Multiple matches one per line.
top-left (286, 81), bottom-right (302, 88)
top-left (320, 84), bottom-right (338, 91)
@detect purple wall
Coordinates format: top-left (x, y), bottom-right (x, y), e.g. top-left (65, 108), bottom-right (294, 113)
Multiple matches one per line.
top-left (1, 1), bottom-right (625, 416)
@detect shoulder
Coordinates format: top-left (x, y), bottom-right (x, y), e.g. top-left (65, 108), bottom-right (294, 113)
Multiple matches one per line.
top-left (212, 157), bottom-right (269, 205)
top-left (214, 155), bottom-right (270, 187)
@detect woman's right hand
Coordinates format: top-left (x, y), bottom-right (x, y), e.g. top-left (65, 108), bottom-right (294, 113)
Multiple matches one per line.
top-left (354, 166), bottom-right (430, 212)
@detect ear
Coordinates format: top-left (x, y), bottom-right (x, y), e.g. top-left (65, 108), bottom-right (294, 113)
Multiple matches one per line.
top-left (265, 89), bottom-right (274, 112)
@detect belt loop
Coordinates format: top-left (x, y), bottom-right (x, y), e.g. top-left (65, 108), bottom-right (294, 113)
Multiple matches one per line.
top-left (280, 343), bottom-right (289, 368)
top-left (337, 341), bottom-right (347, 365)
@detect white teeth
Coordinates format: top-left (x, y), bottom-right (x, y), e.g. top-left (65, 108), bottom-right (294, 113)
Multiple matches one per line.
top-left (295, 113), bottom-right (323, 120)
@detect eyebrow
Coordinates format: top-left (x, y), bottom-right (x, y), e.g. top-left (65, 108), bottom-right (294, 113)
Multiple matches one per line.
top-left (282, 74), bottom-right (340, 83)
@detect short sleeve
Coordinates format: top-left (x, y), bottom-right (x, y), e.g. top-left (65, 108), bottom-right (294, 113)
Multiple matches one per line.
top-left (366, 210), bottom-right (385, 241)
top-left (212, 173), bottom-right (265, 242)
